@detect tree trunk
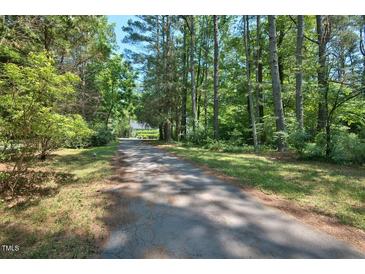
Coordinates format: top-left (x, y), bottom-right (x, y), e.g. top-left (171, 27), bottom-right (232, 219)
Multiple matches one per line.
top-left (163, 119), bottom-right (172, 142)
top-left (175, 108), bottom-right (180, 141)
top-left (190, 16), bottom-right (197, 132)
top-left (268, 16), bottom-right (286, 152)
top-left (159, 123), bottom-right (164, 141)
top-left (255, 15), bottom-right (265, 144)
top-left (325, 121), bottom-right (331, 158)
top-left (105, 102), bottom-right (114, 129)
top-left (196, 23), bottom-right (203, 123)
top-left (277, 28), bottom-right (285, 85)
top-left (316, 15), bottom-right (329, 132)
top-left (255, 15), bottom-right (264, 125)
top-left (181, 23), bottom-right (188, 140)
top-left (213, 15), bottom-right (219, 140)
top-left (244, 16), bottom-right (258, 150)
top-left (295, 15), bottom-right (304, 130)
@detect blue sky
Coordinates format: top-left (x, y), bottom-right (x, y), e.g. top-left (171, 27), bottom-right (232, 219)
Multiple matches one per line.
top-left (107, 16), bottom-right (144, 84)
top-left (107, 15), bottom-right (135, 54)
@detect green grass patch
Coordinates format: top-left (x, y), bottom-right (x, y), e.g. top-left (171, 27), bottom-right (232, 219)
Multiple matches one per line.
top-left (0, 142), bottom-right (118, 258)
top-left (49, 142), bottom-right (118, 180)
top-left (164, 144), bottom-right (365, 231)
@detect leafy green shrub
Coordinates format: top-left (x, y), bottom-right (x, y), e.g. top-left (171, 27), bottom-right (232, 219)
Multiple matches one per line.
top-left (187, 126), bottom-right (209, 145)
top-left (229, 129), bottom-right (244, 145)
top-left (288, 129), bottom-right (311, 154)
top-left (204, 139), bottom-right (225, 151)
top-left (301, 128), bottom-right (365, 164)
top-left (202, 139), bottom-right (246, 153)
top-left (39, 114), bottom-right (93, 158)
top-left (89, 126), bottom-right (114, 146)
top-left (302, 132), bottom-right (326, 159)
top-left (303, 142), bottom-right (324, 159)
top-left (0, 52), bottom-right (80, 164)
top-left (331, 132), bottom-right (365, 164)
top-left (222, 144), bottom-right (245, 153)
top-left (62, 115), bottom-right (93, 149)
top-left (135, 129), bottom-right (159, 139)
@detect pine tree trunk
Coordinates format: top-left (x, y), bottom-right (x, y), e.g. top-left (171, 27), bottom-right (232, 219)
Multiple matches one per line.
top-left (163, 119), bottom-right (172, 142)
top-left (213, 15), bottom-right (219, 140)
top-left (181, 24), bottom-right (188, 140)
top-left (244, 16), bottom-right (258, 150)
top-left (295, 15), bottom-right (304, 130)
top-left (255, 15), bottom-right (265, 144)
top-left (316, 15), bottom-right (329, 132)
top-left (190, 16), bottom-right (197, 132)
top-left (268, 15), bottom-right (286, 152)
top-left (255, 15), bottom-right (264, 125)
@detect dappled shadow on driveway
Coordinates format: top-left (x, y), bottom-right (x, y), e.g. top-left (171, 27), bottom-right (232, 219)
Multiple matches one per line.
top-left (100, 139), bottom-right (364, 259)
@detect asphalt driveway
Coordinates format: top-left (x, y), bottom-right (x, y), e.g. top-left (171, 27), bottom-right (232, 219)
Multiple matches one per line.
top-left (101, 139), bottom-right (364, 258)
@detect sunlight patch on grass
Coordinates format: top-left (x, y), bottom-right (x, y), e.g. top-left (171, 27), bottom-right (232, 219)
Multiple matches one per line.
top-left (50, 143), bottom-right (118, 180)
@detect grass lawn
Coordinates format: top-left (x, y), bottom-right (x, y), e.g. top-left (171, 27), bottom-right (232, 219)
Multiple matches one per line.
top-left (162, 143), bottom-right (365, 231)
top-left (0, 143), bottom-right (118, 258)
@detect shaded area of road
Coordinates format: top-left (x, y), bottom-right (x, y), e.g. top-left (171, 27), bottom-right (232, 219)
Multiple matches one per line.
top-left (101, 139), bottom-right (364, 258)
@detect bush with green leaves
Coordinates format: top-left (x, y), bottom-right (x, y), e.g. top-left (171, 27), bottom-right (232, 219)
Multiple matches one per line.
top-left (331, 131), bottom-right (365, 164)
top-left (135, 129), bottom-right (159, 139)
top-left (203, 139), bottom-right (225, 151)
top-left (61, 115), bottom-right (94, 149)
top-left (229, 129), bottom-right (244, 145)
top-left (38, 114), bottom-right (93, 159)
top-left (187, 126), bottom-right (209, 145)
top-left (202, 139), bottom-right (246, 153)
top-left (0, 52), bottom-right (80, 172)
top-left (89, 125), bottom-right (115, 146)
top-left (288, 129), bottom-right (311, 154)
top-left (301, 127), bottom-right (365, 164)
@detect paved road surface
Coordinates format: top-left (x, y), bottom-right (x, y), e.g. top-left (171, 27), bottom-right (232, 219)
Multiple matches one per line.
top-left (101, 139), bottom-right (364, 258)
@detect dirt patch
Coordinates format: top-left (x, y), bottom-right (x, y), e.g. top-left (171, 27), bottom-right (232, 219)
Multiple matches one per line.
top-left (155, 144), bottom-right (365, 254)
top-left (167, 195), bottom-right (176, 205)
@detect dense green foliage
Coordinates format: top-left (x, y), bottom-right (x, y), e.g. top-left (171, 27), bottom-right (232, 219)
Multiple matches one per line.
top-left (0, 16), bottom-right (135, 193)
top-left (124, 16), bottom-right (365, 164)
top-left (134, 129), bottom-right (159, 139)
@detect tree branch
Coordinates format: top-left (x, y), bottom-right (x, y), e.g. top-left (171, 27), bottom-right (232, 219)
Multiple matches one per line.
top-left (289, 15), bottom-right (319, 45)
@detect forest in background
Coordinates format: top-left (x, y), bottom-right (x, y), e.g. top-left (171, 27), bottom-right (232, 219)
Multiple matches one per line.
top-left (126, 15), bottom-right (365, 164)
